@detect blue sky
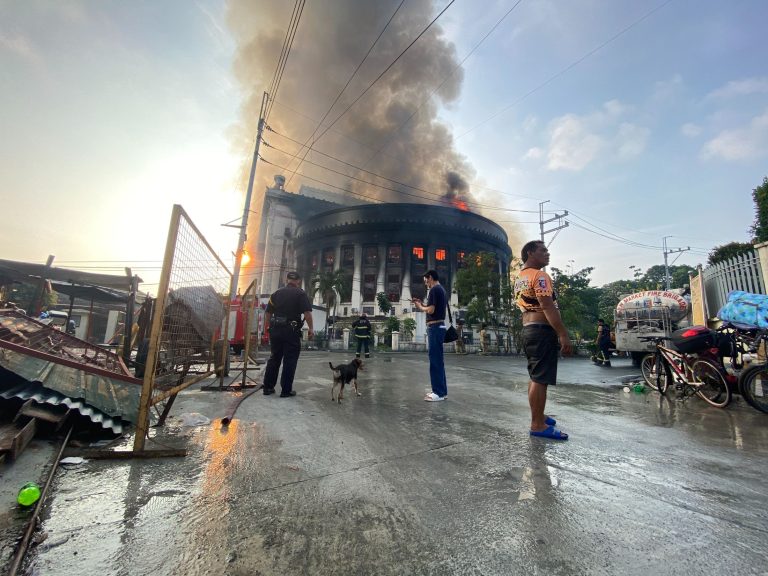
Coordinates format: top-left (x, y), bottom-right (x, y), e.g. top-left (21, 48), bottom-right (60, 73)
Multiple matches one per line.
top-left (1, 0), bottom-right (766, 291)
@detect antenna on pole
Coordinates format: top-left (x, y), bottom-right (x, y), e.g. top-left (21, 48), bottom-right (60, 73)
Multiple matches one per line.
top-left (229, 91), bottom-right (270, 301)
top-left (539, 200), bottom-right (569, 246)
top-left (662, 236), bottom-right (690, 290)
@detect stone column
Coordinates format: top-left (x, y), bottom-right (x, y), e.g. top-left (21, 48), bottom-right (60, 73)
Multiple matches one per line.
top-left (343, 328), bottom-right (350, 350)
top-left (402, 245), bottom-right (412, 306)
top-left (391, 330), bottom-right (400, 351)
top-left (377, 245), bottom-right (386, 297)
top-left (352, 244), bottom-right (362, 312)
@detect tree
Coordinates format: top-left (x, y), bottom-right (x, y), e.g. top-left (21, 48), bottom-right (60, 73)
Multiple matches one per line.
top-left (401, 317), bottom-right (416, 340)
top-left (598, 279), bottom-right (640, 325)
top-left (708, 242), bottom-right (754, 265)
top-left (383, 316), bottom-right (400, 346)
top-left (376, 292), bottom-right (392, 316)
top-left (550, 267), bottom-right (599, 341)
top-left (750, 176), bottom-right (768, 243)
top-left (454, 252), bottom-right (499, 329)
top-left (311, 269), bottom-right (348, 343)
top-left (641, 264), bottom-right (695, 290)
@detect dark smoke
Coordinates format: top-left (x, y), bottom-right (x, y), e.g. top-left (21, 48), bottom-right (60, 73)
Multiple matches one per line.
top-left (226, 0), bottom-right (476, 207)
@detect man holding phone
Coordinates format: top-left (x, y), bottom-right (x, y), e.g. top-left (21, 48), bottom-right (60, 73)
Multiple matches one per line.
top-left (412, 270), bottom-right (447, 402)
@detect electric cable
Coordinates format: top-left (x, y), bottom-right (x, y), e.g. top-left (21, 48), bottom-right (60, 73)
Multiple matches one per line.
top-left (262, 154), bottom-right (546, 213)
top-left (361, 0), bottom-right (526, 170)
top-left (265, 0), bottom-right (306, 121)
top-left (456, 0), bottom-right (675, 140)
top-left (265, 138), bottom-right (547, 213)
top-left (285, 0), bottom-right (457, 187)
top-left (282, 0), bottom-right (407, 187)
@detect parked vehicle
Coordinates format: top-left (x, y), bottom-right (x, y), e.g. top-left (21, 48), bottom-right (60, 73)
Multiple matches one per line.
top-left (614, 290), bottom-right (690, 365)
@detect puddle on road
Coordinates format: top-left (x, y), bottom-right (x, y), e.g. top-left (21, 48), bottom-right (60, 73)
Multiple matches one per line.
top-left (31, 419), bottom-right (281, 576)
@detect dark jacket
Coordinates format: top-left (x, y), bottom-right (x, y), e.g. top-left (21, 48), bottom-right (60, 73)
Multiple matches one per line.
top-left (351, 317), bottom-right (372, 339)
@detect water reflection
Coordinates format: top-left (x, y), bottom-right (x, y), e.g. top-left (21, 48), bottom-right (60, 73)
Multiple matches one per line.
top-left (519, 440), bottom-right (555, 502)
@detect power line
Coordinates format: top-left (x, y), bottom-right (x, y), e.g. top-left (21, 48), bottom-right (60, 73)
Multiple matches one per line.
top-left (285, 0), bottom-right (457, 187)
top-left (282, 0), bottom-right (407, 189)
top-left (567, 220), bottom-right (663, 251)
top-left (265, 0), bottom-right (306, 121)
top-left (456, 0), bottom-right (676, 140)
top-left (264, 154), bottom-right (542, 215)
top-left (566, 213), bottom-right (661, 250)
top-left (361, 0), bottom-right (526, 171)
top-left (265, 131), bottom-right (549, 213)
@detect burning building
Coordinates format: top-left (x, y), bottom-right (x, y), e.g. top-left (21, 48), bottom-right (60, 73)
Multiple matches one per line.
top-left (255, 175), bottom-right (511, 317)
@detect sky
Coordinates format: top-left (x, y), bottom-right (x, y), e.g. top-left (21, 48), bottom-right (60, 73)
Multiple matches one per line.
top-left (1, 0), bottom-right (766, 293)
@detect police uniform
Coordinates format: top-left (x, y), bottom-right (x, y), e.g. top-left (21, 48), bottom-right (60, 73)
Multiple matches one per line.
top-left (263, 273), bottom-right (312, 397)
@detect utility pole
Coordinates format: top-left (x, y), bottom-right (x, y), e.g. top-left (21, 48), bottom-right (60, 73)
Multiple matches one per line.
top-left (662, 236), bottom-right (690, 291)
top-left (539, 200), bottom-right (569, 245)
top-left (229, 91), bottom-right (269, 301)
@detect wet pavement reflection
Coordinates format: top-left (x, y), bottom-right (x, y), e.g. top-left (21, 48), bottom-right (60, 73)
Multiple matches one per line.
top-left (31, 352), bottom-right (768, 575)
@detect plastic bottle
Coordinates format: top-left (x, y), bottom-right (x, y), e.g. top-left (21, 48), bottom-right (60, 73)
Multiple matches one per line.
top-left (17, 482), bottom-right (41, 507)
top-left (632, 383), bottom-right (646, 394)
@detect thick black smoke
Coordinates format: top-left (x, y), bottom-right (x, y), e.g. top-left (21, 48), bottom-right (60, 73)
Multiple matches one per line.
top-left (226, 0), bottom-right (475, 205)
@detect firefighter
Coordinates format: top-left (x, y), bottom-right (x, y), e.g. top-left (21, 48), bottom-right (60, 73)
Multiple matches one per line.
top-left (351, 312), bottom-right (372, 358)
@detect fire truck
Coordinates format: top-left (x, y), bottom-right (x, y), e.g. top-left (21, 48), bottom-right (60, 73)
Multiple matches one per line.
top-left (613, 290), bottom-right (691, 365)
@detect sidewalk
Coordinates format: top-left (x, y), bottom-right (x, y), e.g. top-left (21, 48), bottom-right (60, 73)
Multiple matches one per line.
top-left (7, 352), bottom-right (768, 575)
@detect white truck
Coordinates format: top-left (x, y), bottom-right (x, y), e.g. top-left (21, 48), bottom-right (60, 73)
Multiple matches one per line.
top-left (614, 290), bottom-right (690, 365)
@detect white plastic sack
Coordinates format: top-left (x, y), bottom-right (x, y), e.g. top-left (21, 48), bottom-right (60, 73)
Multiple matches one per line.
top-left (180, 412), bottom-right (211, 427)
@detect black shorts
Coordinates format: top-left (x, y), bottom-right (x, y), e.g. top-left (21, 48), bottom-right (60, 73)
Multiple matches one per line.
top-left (522, 324), bottom-right (560, 386)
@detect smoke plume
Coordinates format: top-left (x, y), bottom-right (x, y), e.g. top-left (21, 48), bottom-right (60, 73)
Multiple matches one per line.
top-left (226, 0), bottom-right (475, 206)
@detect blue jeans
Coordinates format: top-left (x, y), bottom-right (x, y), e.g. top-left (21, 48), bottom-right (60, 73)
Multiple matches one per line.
top-left (427, 324), bottom-right (447, 397)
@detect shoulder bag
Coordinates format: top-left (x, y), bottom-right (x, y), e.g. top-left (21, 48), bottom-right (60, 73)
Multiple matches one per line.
top-left (444, 302), bottom-right (459, 343)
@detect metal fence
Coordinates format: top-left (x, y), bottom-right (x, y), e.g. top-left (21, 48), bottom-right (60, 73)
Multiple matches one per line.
top-left (134, 205), bottom-right (232, 450)
top-left (702, 250), bottom-right (765, 317)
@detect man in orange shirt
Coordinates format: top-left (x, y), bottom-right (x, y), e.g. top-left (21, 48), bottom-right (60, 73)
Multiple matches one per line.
top-left (513, 240), bottom-right (573, 440)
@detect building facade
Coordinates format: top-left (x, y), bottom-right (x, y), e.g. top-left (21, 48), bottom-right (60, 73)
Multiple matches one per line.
top-left (254, 176), bottom-right (512, 317)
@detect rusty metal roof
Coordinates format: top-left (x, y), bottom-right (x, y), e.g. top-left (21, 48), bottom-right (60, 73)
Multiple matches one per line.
top-left (0, 380), bottom-right (126, 434)
top-left (0, 310), bottom-right (142, 422)
top-left (0, 258), bottom-right (141, 290)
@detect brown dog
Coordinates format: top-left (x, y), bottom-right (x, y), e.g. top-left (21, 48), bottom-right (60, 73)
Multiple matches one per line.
top-left (329, 358), bottom-right (364, 403)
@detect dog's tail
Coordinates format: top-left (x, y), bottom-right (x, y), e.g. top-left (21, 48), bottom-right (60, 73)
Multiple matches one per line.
top-left (329, 362), bottom-right (336, 370)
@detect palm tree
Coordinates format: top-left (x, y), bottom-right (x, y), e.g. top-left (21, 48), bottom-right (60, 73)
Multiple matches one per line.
top-left (311, 269), bottom-right (350, 345)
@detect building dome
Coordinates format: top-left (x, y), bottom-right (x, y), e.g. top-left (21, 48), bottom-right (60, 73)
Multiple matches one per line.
top-left (293, 203), bottom-right (511, 314)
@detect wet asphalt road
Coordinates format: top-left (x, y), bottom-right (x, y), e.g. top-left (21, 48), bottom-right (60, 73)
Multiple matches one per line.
top-left (27, 352), bottom-right (768, 575)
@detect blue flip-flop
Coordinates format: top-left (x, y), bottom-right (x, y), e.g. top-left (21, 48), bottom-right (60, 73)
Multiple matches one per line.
top-left (530, 425), bottom-right (569, 440)
top-left (545, 416), bottom-right (556, 426)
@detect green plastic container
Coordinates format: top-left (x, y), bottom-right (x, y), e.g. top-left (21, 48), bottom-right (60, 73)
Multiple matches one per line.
top-left (632, 383), bottom-right (646, 394)
top-left (17, 482), bottom-right (41, 507)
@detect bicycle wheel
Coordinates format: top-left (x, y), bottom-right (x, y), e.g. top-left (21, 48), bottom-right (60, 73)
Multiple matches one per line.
top-left (655, 354), bottom-right (671, 395)
top-left (691, 358), bottom-right (732, 408)
top-left (739, 364), bottom-right (768, 414)
top-left (641, 354), bottom-right (662, 391)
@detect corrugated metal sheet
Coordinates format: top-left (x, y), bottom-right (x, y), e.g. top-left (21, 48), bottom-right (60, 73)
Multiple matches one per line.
top-left (0, 310), bottom-right (142, 422)
top-left (0, 382), bottom-right (126, 434)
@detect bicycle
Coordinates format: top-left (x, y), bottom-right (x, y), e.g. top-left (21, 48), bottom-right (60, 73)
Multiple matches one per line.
top-left (735, 328), bottom-right (768, 414)
top-left (638, 335), bottom-right (732, 408)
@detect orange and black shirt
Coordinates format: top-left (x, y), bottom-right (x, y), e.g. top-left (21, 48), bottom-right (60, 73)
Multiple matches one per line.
top-left (513, 268), bottom-right (558, 313)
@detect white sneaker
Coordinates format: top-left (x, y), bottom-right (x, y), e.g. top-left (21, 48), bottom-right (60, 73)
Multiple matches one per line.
top-left (424, 392), bottom-right (445, 402)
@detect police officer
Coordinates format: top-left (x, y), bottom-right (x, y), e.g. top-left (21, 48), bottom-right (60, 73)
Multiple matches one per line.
top-left (351, 312), bottom-right (372, 358)
top-left (263, 271), bottom-right (314, 397)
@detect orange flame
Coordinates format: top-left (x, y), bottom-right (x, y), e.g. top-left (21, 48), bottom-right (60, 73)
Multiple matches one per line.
top-left (451, 198), bottom-right (469, 211)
